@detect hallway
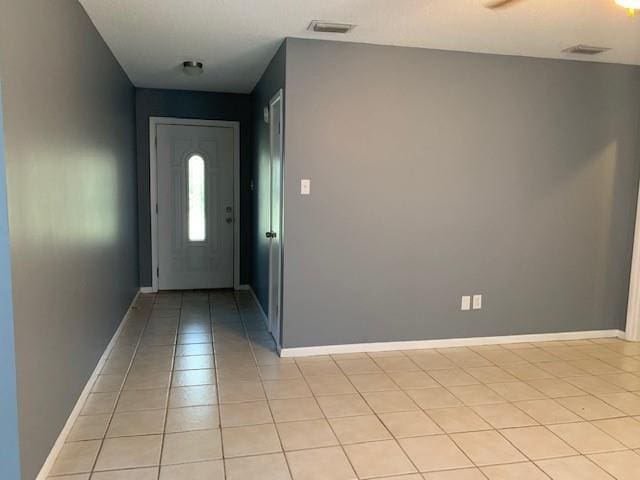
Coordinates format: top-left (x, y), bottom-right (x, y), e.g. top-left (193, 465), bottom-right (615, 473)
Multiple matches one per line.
top-left (47, 291), bottom-right (640, 479)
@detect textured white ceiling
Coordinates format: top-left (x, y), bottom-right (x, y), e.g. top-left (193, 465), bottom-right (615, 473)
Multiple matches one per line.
top-left (79, 0), bottom-right (640, 94)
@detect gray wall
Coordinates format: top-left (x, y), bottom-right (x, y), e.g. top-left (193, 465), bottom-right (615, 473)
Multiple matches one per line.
top-left (0, 1), bottom-right (138, 478)
top-left (251, 41), bottom-right (286, 311)
top-left (0, 79), bottom-right (21, 480)
top-left (283, 38), bottom-right (640, 348)
top-left (136, 88), bottom-right (252, 286)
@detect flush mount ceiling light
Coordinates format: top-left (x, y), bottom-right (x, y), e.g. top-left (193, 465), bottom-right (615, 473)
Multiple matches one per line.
top-left (562, 44), bottom-right (612, 55)
top-left (481, 0), bottom-right (517, 7)
top-left (616, 0), bottom-right (640, 16)
top-left (182, 60), bottom-right (204, 76)
top-left (483, 0), bottom-right (637, 15)
top-left (308, 20), bottom-right (356, 34)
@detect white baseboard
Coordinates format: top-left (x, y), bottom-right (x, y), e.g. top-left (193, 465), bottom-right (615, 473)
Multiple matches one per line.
top-left (139, 286), bottom-right (154, 294)
top-left (236, 284), bottom-right (251, 291)
top-left (279, 329), bottom-right (625, 358)
top-left (245, 285), bottom-right (269, 330)
top-left (35, 289), bottom-right (143, 480)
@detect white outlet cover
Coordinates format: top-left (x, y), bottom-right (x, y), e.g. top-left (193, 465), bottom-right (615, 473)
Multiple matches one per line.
top-left (473, 294), bottom-right (482, 310)
top-left (461, 296), bottom-right (471, 311)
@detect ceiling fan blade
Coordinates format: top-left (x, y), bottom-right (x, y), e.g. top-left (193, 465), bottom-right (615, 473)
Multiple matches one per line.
top-left (482, 0), bottom-right (518, 8)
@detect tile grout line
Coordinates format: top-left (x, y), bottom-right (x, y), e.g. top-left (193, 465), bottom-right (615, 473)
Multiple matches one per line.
top-left (211, 291), bottom-right (229, 480)
top-left (345, 349), bottom-right (499, 477)
top-left (329, 352), bottom-right (433, 478)
top-left (439, 343), bottom-right (632, 475)
top-left (155, 291), bottom-right (183, 480)
top-left (290, 353), bottom-right (367, 478)
top-left (234, 290), bottom-right (297, 480)
top-left (433, 342), bottom-right (633, 476)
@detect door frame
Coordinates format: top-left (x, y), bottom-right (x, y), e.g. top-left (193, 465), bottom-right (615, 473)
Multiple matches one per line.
top-left (626, 184), bottom-right (640, 341)
top-left (149, 117), bottom-right (241, 292)
top-left (267, 90), bottom-right (284, 346)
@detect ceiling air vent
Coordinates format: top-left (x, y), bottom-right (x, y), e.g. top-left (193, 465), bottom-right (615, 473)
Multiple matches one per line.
top-left (308, 20), bottom-right (356, 34)
top-left (562, 44), bottom-right (611, 55)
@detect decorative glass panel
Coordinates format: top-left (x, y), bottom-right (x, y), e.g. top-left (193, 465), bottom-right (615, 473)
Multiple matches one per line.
top-left (188, 154), bottom-right (206, 241)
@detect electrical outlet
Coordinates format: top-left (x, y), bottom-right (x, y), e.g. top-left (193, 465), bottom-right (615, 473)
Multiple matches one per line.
top-left (473, 294), bottom-right (482, 310)
top-left (461, 296), bottom-right (471, 311)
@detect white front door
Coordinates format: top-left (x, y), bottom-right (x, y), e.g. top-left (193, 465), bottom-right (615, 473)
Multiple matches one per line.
top-left (268, 91), bottom-right (283, 344)
top-left (156, 123), bottom-right (235, 290)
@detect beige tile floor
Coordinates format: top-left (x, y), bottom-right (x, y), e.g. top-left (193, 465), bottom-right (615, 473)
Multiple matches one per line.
top-left (47, 290), bottom-right (640, 479)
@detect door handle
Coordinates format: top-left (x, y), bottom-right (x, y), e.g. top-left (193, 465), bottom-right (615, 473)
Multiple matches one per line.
top-left (265, 231), bottom-right (277, 238)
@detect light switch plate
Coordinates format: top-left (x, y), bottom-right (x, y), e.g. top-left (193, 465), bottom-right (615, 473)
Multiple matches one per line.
top-left (461, 296), bottom-right (471, 311)
top-left (473, 294), bottom-right (482, 310)
top-left (301, 179), bottom-right (311, 195)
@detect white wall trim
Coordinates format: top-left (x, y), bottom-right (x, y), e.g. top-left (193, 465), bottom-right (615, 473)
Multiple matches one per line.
top-left (236, 284), bottom-right (251, 291)
top-left (626, 182), bottom-right (640, 341)
top-left (139, 286), bottom-right (154, 294)
top-left (35, 290), bottom-right (142, 480)
top-left (149, 117), bottom-right (241, 292)
top-left (246, 285), bottom-right (269, 330)
top-left (279, 329), bottom-right (625, 358)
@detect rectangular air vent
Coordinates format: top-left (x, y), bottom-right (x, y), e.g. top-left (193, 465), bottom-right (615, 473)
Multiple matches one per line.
top-left (563, 44), bottom-right (611, 55)
top-left (308, 20), bottom-right (356, 34)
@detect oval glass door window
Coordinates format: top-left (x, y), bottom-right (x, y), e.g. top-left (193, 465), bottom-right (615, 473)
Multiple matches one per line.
top-left (188, 154), bottom-right (206, 241)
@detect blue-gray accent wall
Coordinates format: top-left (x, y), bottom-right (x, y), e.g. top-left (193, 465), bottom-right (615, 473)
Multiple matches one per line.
top-left (0, 1), bottom-right (138, 478)
top-left (250, 41), bottom-right (287, 313)
top-left (282, 38), bottom-right (640, 348)
top-left (0, 80), bottom-right (21, 480)
top-left (135, 88), bottom-right (253, 287)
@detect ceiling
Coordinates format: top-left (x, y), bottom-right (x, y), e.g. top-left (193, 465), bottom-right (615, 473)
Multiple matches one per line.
top-left (79, 0), bottom-right (640, 94)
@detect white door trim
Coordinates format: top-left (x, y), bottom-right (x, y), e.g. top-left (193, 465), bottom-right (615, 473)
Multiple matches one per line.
top-left (625, 184), bottom-right (640, 341)
top-left (268, 89), bottom-right (284, 348)
top-left (149, 117), bottom-right (241, 292)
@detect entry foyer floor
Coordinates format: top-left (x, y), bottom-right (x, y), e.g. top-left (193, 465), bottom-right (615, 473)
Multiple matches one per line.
top-left (48, 290), bottom-right (640, 480)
